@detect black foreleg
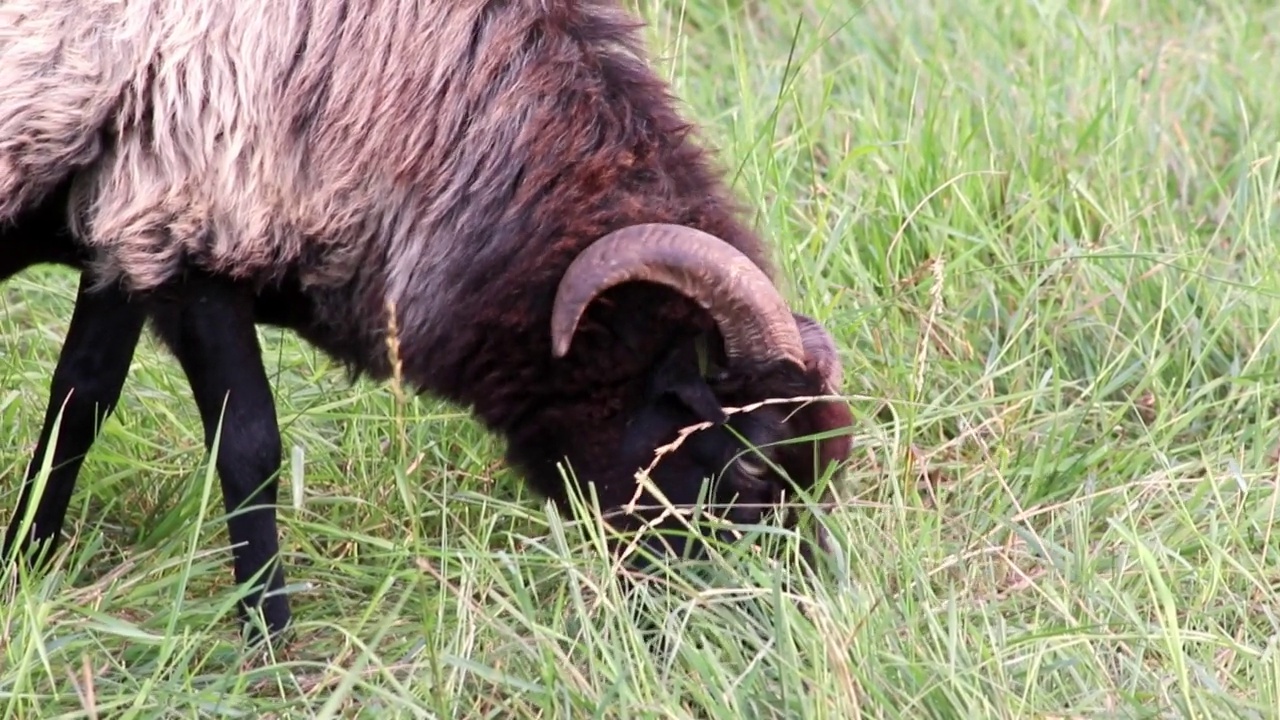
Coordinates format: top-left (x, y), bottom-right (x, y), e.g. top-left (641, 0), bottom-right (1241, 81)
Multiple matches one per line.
top-left (3, 275), bottom-right (146, 563)
top-left (148, 274), bottom-right (291, 641)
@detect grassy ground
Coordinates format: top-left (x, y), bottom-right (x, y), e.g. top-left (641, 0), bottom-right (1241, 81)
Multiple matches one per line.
top-left (3, 0), bottom-right (1280, 716)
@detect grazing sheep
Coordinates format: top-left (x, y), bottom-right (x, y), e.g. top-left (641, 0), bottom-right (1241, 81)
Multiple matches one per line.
top-left (0, 0), bottom-right (855, 641)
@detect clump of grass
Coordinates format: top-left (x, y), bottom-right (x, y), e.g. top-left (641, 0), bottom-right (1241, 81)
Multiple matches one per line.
top-left (5, 0), bottom-right (1280, 716)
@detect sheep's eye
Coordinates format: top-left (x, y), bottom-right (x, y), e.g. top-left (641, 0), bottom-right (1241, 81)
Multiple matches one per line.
top-left (738, 454), bottom-right (769, 479)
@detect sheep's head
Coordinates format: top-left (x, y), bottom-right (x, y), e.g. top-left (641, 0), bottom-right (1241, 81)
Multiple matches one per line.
top-left (548, 224), bottom-right (854, 559)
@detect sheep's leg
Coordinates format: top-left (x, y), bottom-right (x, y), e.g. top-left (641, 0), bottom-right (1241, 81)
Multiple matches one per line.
top-left (2, 275), bottom-right (146, 564)
top-left (0, 185), bottom-right (86, 281)
top-left (0, 241), bottom-right (79, 280)
top-left (148, 274), bottom-right (290, 641)
top-left (1, 184), bottom-right (141, 565)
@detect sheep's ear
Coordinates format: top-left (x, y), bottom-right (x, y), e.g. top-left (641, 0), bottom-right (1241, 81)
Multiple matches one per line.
top-left (648, 340), bottom-right (727, 424)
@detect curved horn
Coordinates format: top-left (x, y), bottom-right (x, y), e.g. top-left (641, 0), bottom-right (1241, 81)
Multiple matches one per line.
top-left (793, 313), bottom-right (845, 393)
top-left (550, 223), bottom-right (805, 367)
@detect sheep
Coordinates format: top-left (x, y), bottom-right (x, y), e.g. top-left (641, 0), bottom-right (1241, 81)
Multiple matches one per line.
top-left (0, 0), bottom-right (855, 641)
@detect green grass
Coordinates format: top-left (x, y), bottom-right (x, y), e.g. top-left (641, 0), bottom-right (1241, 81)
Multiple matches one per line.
top-left (4, 0), bottom-right (1280, 716)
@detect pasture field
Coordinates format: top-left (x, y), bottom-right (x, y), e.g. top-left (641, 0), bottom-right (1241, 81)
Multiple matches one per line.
top-left (4, 0), bottom-right (1280, 716)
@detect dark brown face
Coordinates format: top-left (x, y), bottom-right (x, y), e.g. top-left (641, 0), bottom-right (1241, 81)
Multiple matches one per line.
top-left (547, 222), bottom-right (853, 559)
top-left (599, 327), bottom-right (853, 559)
top-left (628, 400), bottom-right (852, 527)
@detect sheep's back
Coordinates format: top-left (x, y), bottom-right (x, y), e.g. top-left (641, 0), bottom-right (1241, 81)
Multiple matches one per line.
top-left (5, 1), bottom-right (643, 303)
top-left (0, 0), bottom-right (136, 223)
